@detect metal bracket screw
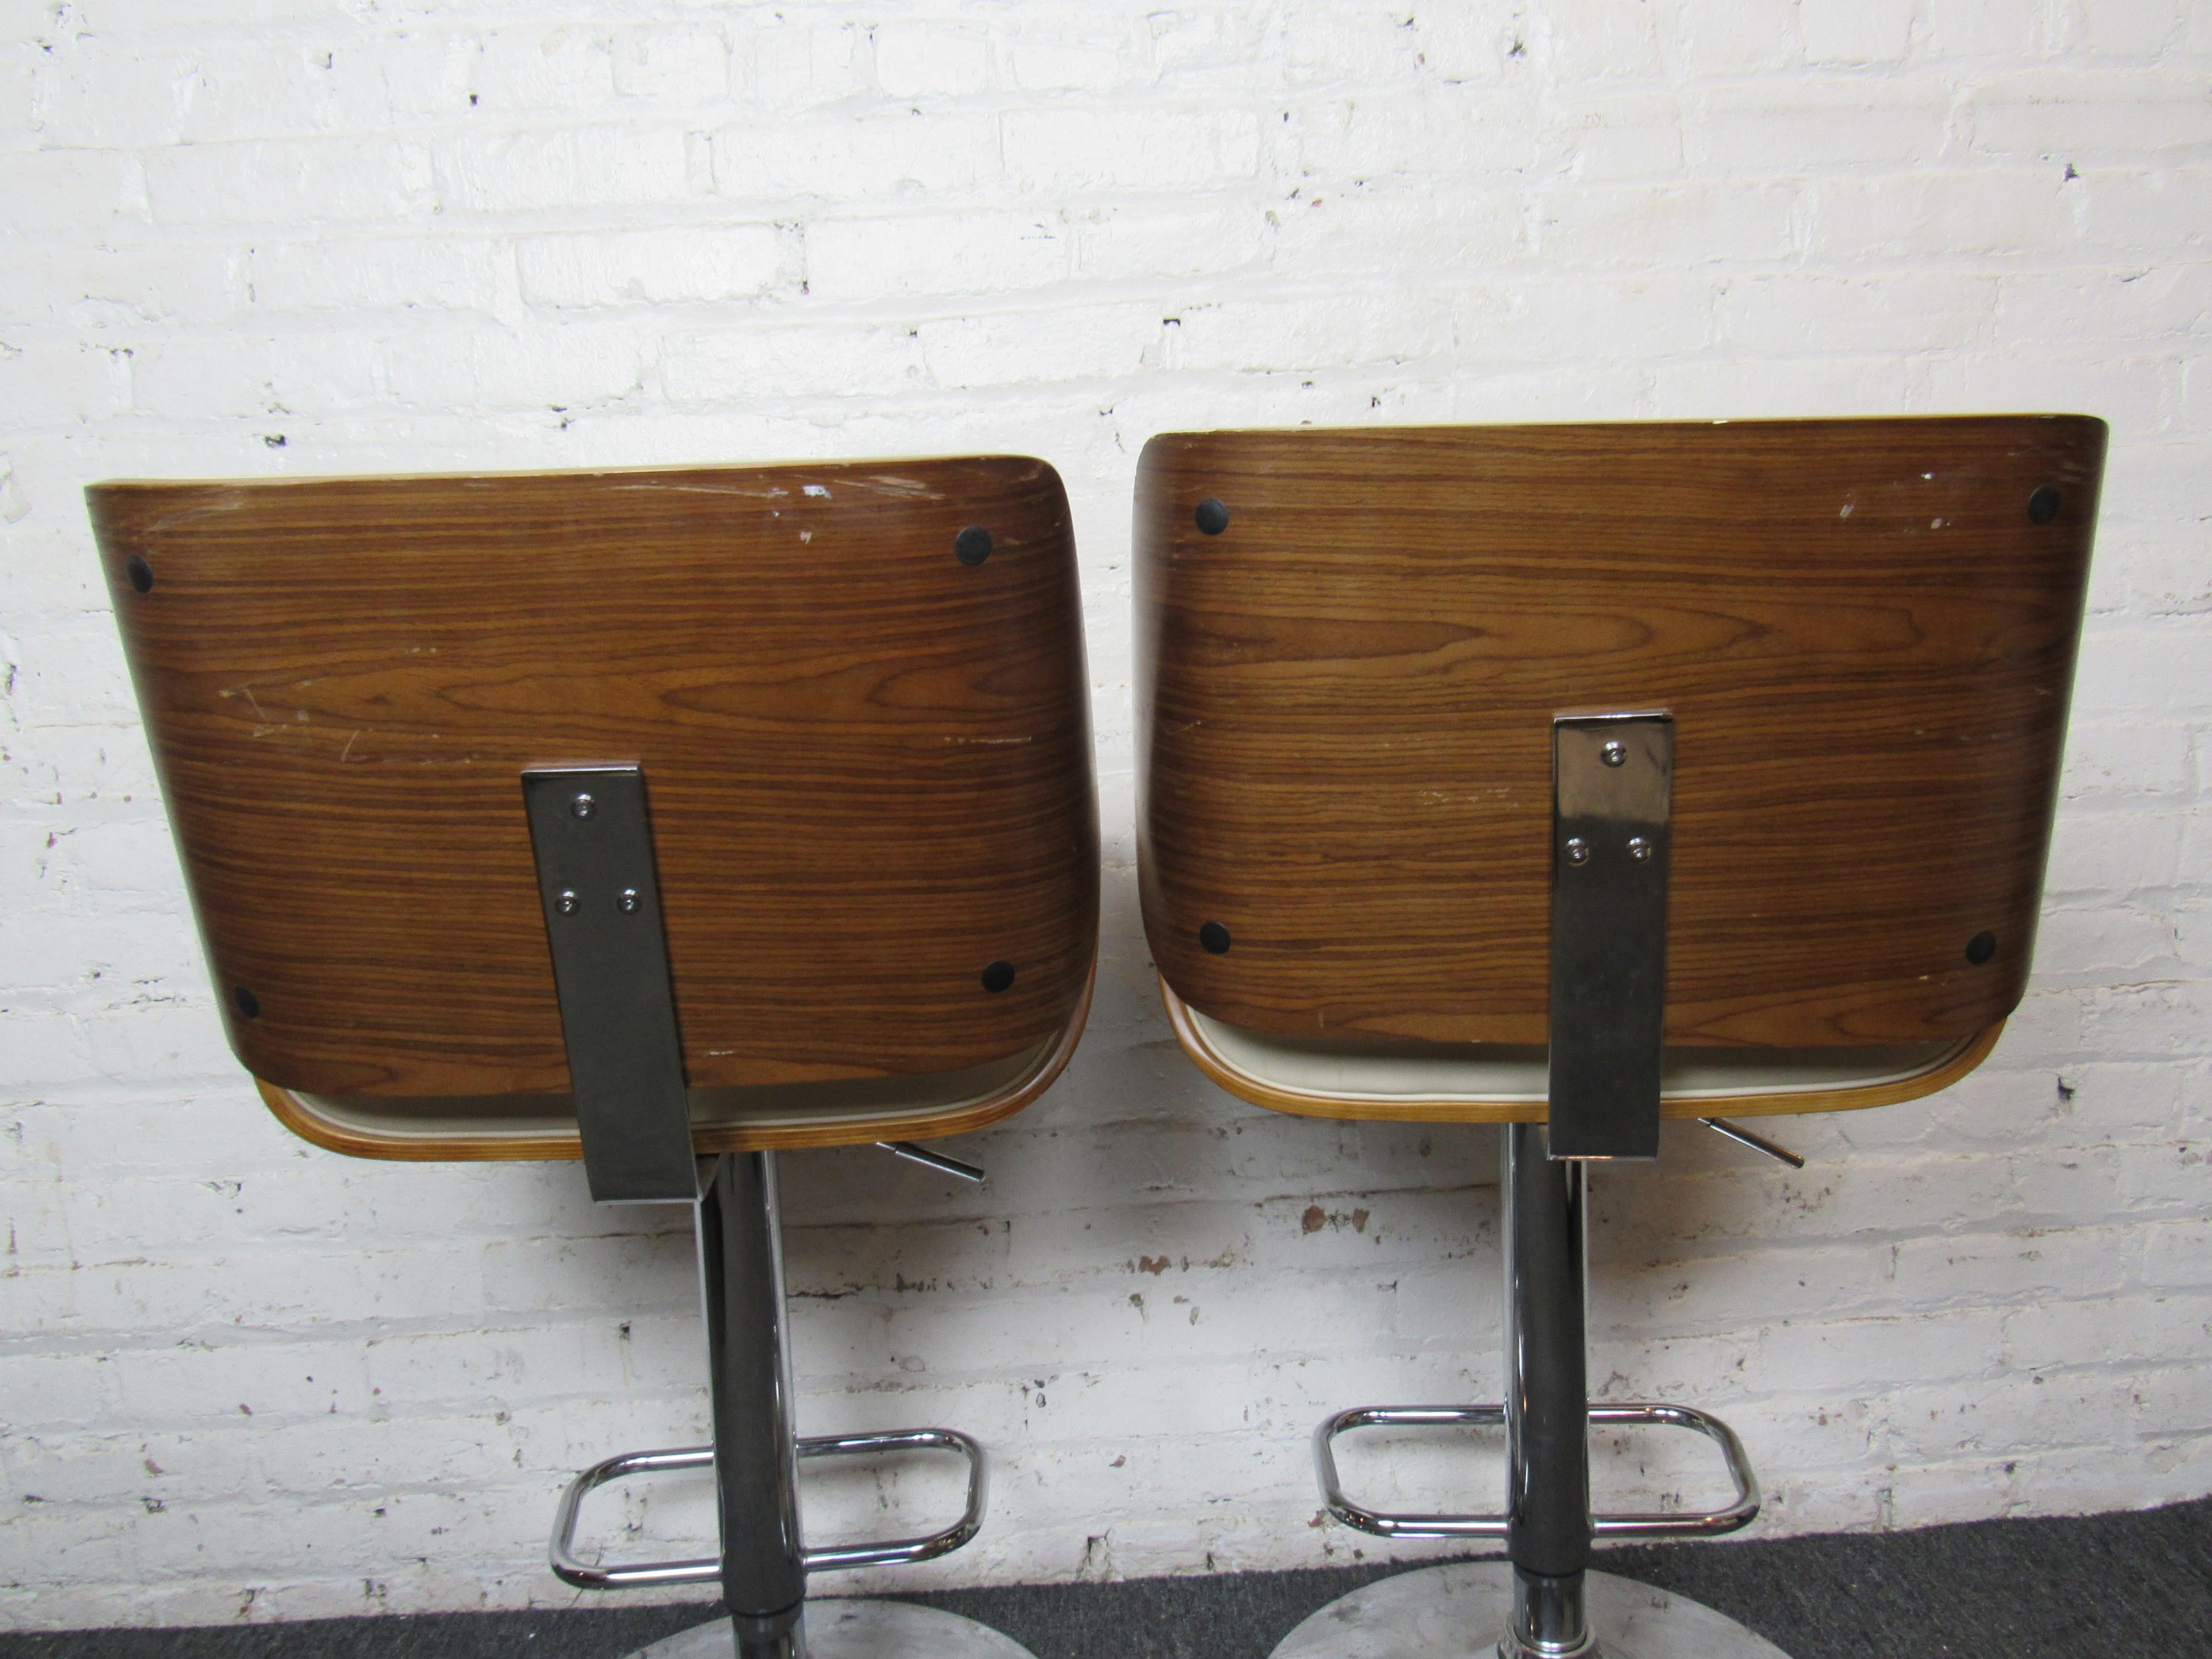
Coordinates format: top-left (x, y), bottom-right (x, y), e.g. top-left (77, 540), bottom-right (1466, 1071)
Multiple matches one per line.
top-left (570, 793), bottom-right (596, 820)
top-left (1564, 837), bottom-right (1591, 866)
top-left (618, 888), bottom-right (641, 914)
top-left (556, 889), bottom-right (580, 915)
top-left (1601, 740), bottom-right (1627, 767)
top-left (1627, 835), bottom-right (1653, 862)
top-left (954, 525), bottom-right (994, 566)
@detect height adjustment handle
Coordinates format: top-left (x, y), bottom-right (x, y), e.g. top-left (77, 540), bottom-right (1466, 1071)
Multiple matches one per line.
top-left (1699, 1117), bottom-right (1805, 1169)
top-left (877, 1141), bottom-right (985, 1183)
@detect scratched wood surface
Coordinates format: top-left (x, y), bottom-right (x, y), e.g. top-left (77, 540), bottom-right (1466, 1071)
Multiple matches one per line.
top-left (1137, 417), bottom-right (2103, 1051)
top-left (93, 458), bottom-right (1099, 1106)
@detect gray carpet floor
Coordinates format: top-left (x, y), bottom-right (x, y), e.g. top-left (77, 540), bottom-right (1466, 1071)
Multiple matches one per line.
top-left (5, 1496), bottom-right (2209, 1658)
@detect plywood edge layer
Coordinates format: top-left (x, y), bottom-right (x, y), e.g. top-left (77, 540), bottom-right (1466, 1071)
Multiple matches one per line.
top-left (1160, 976), bottom-right (2002, 1124)
top-left (86, 454), bottom-right (1063, 494)
top-left (256, 947), bottom-right (1098, 1161)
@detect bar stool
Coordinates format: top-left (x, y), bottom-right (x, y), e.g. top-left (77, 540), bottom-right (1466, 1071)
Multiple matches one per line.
top-left (1134, 418), bottom-right (2103, 1658)
top-left (90, 456), bottom-right (1100, 1659)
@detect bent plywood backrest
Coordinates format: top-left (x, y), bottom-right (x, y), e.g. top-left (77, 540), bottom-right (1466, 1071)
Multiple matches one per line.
top-left (92, 457), bottom-right (1098, 1158)
top-left (1136, 418), bottom-right (2102, 1119)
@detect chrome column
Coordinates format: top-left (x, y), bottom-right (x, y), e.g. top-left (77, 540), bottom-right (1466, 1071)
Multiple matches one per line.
top-left (699, 1151), bottom-right (808, 1659)
top-left (1502, 1123), bottom-right (1594, 1659)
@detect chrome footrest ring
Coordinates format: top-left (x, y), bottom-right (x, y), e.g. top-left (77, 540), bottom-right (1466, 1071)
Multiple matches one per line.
top-left (1312, 1402), bottom-right (1761, 1541)
top-left (551, 1427), bottom-right (986, 1589)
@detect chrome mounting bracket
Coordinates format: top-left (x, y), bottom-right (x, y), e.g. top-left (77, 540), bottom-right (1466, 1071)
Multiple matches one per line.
top-left (522, 765), bottom-right (700, 1205)
top-left (1548, 713), bottom-right (1674, 1160)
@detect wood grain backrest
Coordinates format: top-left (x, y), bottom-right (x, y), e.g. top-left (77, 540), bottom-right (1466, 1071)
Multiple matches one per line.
top-left (1137, 418), bottom-right (2102, 1053)
top-left (93, 457), bottom-right (1098, 1102)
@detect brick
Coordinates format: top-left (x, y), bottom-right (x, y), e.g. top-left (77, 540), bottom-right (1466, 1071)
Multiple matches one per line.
top-left (1542, 94), bottom-right (1687, 181)
top-left (1800, 0), bottom-right (1916, 63)
top-left (806, 211), bottom-right (1068, 302)
top-left (1650, 354), bottom-right (1914, 419)
top-left (1001, 107), bottom-right (1262, 193)
top-left (1287, 92), bottom-right (1543, 181)
top-left (146, 137), bottom-right (432, 226)
top-left (2070, 0), bottom-right (2188, 56)
top-left (1687, 83), bottom-right (1955, 171)
top-left (468, 26), bottom-right (618, 114)
top-left (174, 40), bottom-right (359, 144)
top-left (1070, 201), bottom-right (1271, 282)
top-left (1811, 168), bottom-right (2084, 262)
top-left (1718, 273), bottom-right (2001, 354)
top-left (2185, 356), bottom-right (2211, 432)
top-left (2045, 808), bottom-right (2187, 891)
top-left (2085, 980), bottom-right (2212, 1063)
top-left (2008, 1291), bottom-right (2212, 1368)
top-left (383, 323), bottom-right (645, 411)
top-left (2122, 535), bottom-right (2212, 616)
top-left (1994, 264), bottom-right (2212, 348)
top-left (517, 224), bottom-right (780, 307)
top-left (128, 331), bottom-right (383, 420)
top-left (2077, 165), bottom-right (2212, 254)
top-left (2070, 623), bottom-right (2212, 717)
top-left (1161, 294), bottom-right (1452, 374)
top-left (917, 303), bottom-right (1160, 389)
top-left (712, 112), bottom-right (995, 200)
top-left (1009, 36), bottom-right (1133, 94)
top-left (612, 25), bottom-right (732, 106)
top-left (1928, 0), bottom-right (2057, 57)
top-left (248, 237), bottom-right (503, 314)
top-left (434, 125), bottom-right (691, 212)
top-left (0, 340), bottom-right (130, 428)
top-left (2035, 904), bottom-right (2182, 979)
top-left (660, 324), bottom-right (927, 405)
top-left (1966, 72), bottom-right (2212, 160)
top-left (0, 243), bottom-right (242, 330)
top-left (1460, 273), bottom-right (1717, 362)
top-left (1539, 180), bottom-right (1801, 267)
top-left (2098, 443), bottom-right (2212, 531)
top-left (1271, 186), bottom-right (1528, 272)
top-left (747, 21), bottom-right (868, 109)
top-left (1535, 3), bottom-right (1665, 83)
top-left (32, 38), bottom-right (192, 148)
top-left (873, 23), bottom-right (994, 98)
top-left (0, 148), bottom-right (138, 232)
top-left (1672, 0), bottom-right (1801, 75)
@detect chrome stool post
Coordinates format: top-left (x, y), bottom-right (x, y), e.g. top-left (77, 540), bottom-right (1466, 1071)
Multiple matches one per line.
top-left (552, 1153), bottom-right (1029, 1659)
top-left (1503, 1122), bottom-right (1594, 1658)
top-left (704, 1150), bottom-right (805, 1657)
top-left (1290, 1124), bottom-right (1780, 1659)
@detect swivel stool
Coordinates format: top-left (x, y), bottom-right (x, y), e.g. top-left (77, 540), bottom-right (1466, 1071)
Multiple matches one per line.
top-left (1134, 418), bottom-right (2103, 1658)
top-left (91, 456), bottom-right (1100, 1659)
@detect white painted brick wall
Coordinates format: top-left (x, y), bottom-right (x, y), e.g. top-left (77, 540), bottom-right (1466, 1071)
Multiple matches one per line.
top-left (2, 0), bottom-right (2208, 1632)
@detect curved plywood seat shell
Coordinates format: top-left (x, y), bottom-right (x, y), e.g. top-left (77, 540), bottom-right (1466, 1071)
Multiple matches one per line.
top-left (92, 457), bottom-right (1099, 1157)
top-left (1163, 977), bottom-right (2000, 1125)
top-left (257, 960), bottom-right (1094, 1161)
top-left (1135, 418), bottom-right (2101, 1120)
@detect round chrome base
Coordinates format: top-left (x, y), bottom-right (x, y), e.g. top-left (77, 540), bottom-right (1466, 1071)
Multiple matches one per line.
top-left (626, 1599), bottom-right (1037, 1659)
top-left (1270, 1562), bottom-right (1790, 1659)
